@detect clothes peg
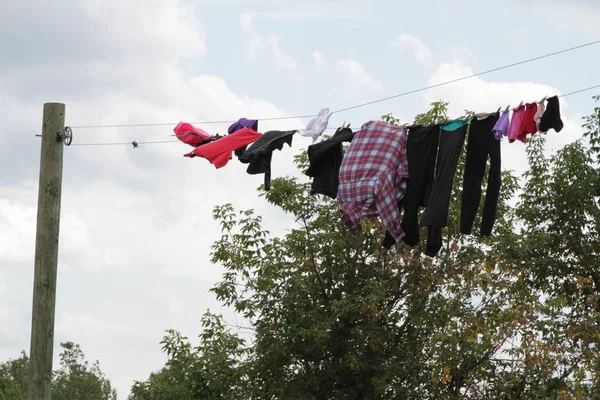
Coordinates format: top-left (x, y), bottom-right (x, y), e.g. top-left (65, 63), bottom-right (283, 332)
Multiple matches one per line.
top-left (132, 141), bottom-right (138, 148)
top-left (497, 106), bottom-right (501, 113)
top-left (539, 95), bottom-right (548, 102)
top-left (518, 101), bottom-right (524, 108)
top-left (504, 105), bottom-right (510, 112)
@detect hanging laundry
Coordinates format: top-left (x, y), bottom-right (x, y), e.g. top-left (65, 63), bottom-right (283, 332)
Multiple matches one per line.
top-left (174, 122), bottom-right (212, 147)
top-left (471, 112), bottom-right (495, 120)
top-left (521, 102), bottom-right (538, 137)
top-left (419, 119), bottom-right (469, 257)
top-left (337, 121), bottom-right (409, 243)
top-left (228, 118), bottom-right (259, 158)
top-left (184, 127), bottom-right (262, 169)
top-left (193, 134), bottom-right (224, 147)
top-left (305, 126), bottom-right (355, 199)
top-left (298, 108), bottom-right (332, 142)
top-left (461, 113), bottom-right (501, 236)
top-left (238, 130), bottom-right (296, 191)
top-left (534, 99), bottom-right (546, 133)
top-left (539, 95), bottom-right (564, 133)
top-left (507, 104), bottom-right (526, 143)
top-left (382, 124), bottom-right (440, 249)
top-left (228, 118), bottom-right (259, 134)
top-left (492, 109), bottom-right (510, 140)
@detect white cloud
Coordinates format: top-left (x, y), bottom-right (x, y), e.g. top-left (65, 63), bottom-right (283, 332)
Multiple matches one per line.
top-left (0, 1), bottom-right (309, 398)
top-left (224, 2), bottom-right (376, 21)
top-left (0, 0), bottom-right (206, 72)
top-left (240, 12), bottom-right (264, 60)
top-left (540, 1), bottom-right (600, 36)
top-left (336, 59), bottom-right (382, 100)
top-left (57, 312), bottom-right (130, 339)
top-left (270, 37), bottom-right (298, 70)
top-left (312, 50), bottom-right (324, 66)
top-left (390, 34), bottom-right (434, 67)
top-left (239, 12), bottom-right (297, 70)
top-left (0, 198), bottom-right (36, 265)
top-left (240, 11), bottom-right (255, 32)
top-left (0, 274), bottom-right (6, 298)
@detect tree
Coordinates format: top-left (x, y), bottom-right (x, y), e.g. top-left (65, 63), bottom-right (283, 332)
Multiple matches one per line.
top-left (131, 98), bottom-right (600, 399)
top-left (500, 96), bottom-right (600, 399)
top-left (0, 342), bottom-right (117, 400)
top-left (129, 313), bottom-right (246, 400)
top-left (52, 342), bottom-right (117, 400)
top-left (0, 352), bottom-right (28, 400)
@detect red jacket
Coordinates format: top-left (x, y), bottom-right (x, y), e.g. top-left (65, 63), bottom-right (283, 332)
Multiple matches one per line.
top-left (184, 127), bottom-right (262, 168)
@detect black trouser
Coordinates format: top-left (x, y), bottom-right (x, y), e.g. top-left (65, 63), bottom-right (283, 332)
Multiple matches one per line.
top-left (420, 123), bottom-right (468, 257)
top-left (460, 115), bottom-right (501, 236)
top-left (382, 125), bottom-right (440, 249)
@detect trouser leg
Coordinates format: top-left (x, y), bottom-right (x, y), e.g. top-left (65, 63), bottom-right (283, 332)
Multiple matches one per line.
top-left (480, 131), bottom-right (501, 236)
top-left (382, 125), bottom-right (439, 249)
top-left (459, 116), bottom-right (501, 236)
top-left (420, 123), bottom-right (467, 256)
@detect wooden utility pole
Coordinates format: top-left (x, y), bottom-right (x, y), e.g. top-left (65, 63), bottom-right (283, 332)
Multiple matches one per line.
top-left (28, 103), bottom-right (66, 400)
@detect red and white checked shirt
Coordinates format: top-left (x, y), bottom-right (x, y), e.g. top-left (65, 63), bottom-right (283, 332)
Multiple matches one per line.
top-left (337, 121), bottom-right (409, 241)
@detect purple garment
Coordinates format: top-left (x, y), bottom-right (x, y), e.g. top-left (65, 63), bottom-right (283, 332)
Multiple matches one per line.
top-left (228, 118), bottom-right (258, 134)
top-left (229, 118), bottom-right (259, 158)
top-left (492, 110), bottom-right (509, 140)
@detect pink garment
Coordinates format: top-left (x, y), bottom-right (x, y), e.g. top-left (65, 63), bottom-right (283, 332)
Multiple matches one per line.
top-left (174, 122), bottom-right (212, 147)
top-left (507, 105), bottom-right (526, 143)
top-left (184, 127), bottom-right (262, 169)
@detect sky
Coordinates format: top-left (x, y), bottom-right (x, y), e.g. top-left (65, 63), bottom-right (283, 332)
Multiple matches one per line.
top-left (1, 0), bottom-right (599, 398)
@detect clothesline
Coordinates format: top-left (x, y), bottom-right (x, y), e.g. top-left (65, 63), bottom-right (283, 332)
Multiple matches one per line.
top-left (67, 39), bottom-right (600, 130)
top-left (68, 84), bottom-right (600, 147)
top-left (66, 88), bottom-right (592, 258)
top-left (177, 90), bottom-right (562, 199)
top-left (307, 97), bottom-right (568, 257)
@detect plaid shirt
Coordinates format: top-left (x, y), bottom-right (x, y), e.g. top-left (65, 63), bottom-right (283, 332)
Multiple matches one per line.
top-left (337, 121), bottom-right (409, 241)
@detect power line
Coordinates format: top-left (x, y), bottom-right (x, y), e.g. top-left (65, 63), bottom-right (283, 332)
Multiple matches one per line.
top-left (68, 39), bottom-right (600, 130)
top-left (68, 83), bottom-right (600, 147)
top-left (332, 40), bottom-right (600, 114)
top-left (70, 140), bottom-right (179, 147)
top-left (558, 84), bottom-right (600, 98)
top-left (71, 115), bottom-right (319, 129)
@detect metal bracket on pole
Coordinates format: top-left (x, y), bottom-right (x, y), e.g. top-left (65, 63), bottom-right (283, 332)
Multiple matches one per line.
top-left (56, 126), bottom-right (73, 146)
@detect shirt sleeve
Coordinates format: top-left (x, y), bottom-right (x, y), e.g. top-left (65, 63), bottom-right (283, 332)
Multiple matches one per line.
top-left (375, 180), bottom-right (405, 242)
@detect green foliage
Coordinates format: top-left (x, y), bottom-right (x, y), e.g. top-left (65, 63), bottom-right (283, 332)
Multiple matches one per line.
top-left (129, 312), bottom-right (246, 400)
top-left (0, 343), bottom-right (116, 400)
top-left (0, 352), bottom-right (28, 400)
top-left (52, 342), bottom-right (117, 400)
top-left (132, 98), bottom-right (600, 399)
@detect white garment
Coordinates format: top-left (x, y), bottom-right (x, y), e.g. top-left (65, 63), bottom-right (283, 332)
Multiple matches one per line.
top-left (298, 108), bottom-right (332, 142)
top-left (534, 100), bottom-right (546, 133)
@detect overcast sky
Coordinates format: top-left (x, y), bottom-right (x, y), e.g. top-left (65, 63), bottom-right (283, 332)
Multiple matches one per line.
top-left (1, 0), bottom-right (599, 398)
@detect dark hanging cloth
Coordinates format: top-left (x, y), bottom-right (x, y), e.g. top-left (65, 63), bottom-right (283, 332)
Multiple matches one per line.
top-left (305, 127), bottom-right (355, 199)
top-left (238, 130), bottom-right (296, 190)
top-left (419, 120), bottom-right (468, 257)
top-left (192, 134), bottom-right (223, 147)
top-left (539, 95), bottom-right (564, 133)
top-left (382, 124), bottom-right (440, 249)
top-left (228, 118), bottom-right (259, 158)
top-left (460, 113), bottom-right (502, 236)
